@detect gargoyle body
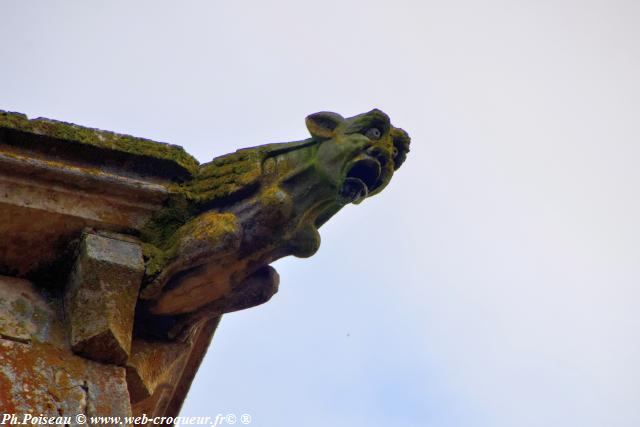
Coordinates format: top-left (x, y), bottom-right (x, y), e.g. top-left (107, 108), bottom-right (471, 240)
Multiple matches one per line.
top-left (138, 109), bottom-right (410, 338)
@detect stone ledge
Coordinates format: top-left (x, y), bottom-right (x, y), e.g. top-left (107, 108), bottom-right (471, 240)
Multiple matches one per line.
top-left (0, 110), bottom-right (199, 181)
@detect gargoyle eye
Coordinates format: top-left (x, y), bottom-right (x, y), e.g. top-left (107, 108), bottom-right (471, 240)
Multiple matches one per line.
top-left (365, 128), bottom-right (382, 140)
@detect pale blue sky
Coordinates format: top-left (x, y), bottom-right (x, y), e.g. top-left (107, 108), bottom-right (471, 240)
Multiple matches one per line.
top-left (2, 1), bottom-right (640, 426)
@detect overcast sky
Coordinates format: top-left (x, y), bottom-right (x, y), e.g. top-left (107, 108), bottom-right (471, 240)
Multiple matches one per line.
top-left (2, 1), bottom-right (640, 426)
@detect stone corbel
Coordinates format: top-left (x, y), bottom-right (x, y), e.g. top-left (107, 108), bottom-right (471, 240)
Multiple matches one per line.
top-left (64, 230), bottom-right (144, 365)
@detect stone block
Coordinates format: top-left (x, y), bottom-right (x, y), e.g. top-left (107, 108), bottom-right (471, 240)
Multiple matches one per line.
top-left (65, 232), bottom-right (144, 365)
top-left (125, 339), bottom-right (190, 403)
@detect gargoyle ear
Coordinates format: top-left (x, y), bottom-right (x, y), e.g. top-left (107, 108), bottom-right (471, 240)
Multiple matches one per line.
top-left (305, 112), bottom-right (344, 139)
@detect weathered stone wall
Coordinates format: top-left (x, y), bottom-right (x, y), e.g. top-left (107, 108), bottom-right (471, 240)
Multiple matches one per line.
top-left (0, 111), bottom-right (217, 421)
top-left (0, 275), bottom-right (131, 421)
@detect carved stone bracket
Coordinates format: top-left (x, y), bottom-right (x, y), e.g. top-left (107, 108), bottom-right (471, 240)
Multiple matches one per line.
top-left (65, 231), bottom-right (145, 365)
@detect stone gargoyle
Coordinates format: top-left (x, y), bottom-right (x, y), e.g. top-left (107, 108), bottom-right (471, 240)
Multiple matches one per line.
top-left (137, 109), bottom-right (410, 339)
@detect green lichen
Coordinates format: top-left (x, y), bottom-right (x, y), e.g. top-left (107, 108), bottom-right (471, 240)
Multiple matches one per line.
top-left (0, 110), bottom-right (199, 176)
top-left (139, 195), bottom-right (193, 248)
top-left (139, 195), bottom-right (194, 279)
top-left (186, 148), bottom-right (264, 205)
top-left (139, 147), bottom-right (267, 258)
top-left (141, 243), bottom-right (170, 280)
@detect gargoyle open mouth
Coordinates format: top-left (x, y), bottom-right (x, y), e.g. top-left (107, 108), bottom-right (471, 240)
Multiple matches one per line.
top-left (339, 157), bottom-right (382, 204)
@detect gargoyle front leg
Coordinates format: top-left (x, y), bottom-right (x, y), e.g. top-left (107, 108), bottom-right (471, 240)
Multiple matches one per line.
top-left (167, 265), bottom-right (279, 340)
top-left (141, 211), bottom-right (241, 301)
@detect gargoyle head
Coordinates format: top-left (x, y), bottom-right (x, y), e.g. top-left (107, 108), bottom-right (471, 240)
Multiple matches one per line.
top-left (306, 109), bottom-right (410, 205)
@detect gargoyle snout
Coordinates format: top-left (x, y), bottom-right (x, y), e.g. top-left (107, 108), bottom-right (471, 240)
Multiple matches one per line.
top-left (366, 146), bottom-right (391, 170)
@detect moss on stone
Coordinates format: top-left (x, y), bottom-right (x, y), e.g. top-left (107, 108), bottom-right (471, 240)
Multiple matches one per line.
top-left (0, 110), bottom-right (199, 176)
top-left (188, 149), bottom-right (264, 204)
top-left (139, 194), bottom-right (194, 279)
top-left (141, 243), bottom-right (170, 280)
top-left (139, 195), bottom-right (193, 248)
